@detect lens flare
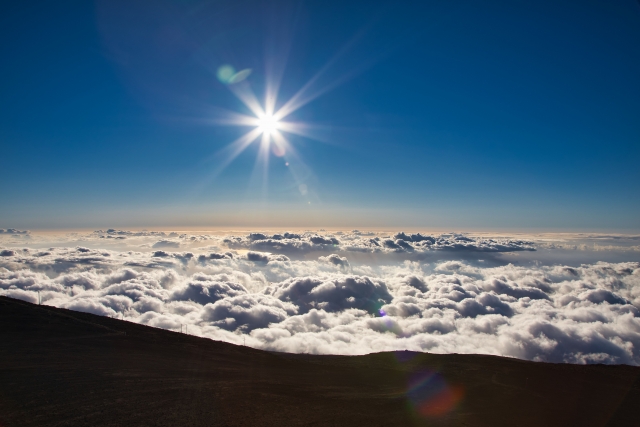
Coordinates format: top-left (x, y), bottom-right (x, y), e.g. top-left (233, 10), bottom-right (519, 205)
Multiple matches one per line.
top-left (407, 370), bottom-right (464, 418)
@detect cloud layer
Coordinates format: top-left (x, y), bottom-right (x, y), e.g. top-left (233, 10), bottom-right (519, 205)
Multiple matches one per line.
top-left (223, 231), bottom-right (536, 255)
top-left (2, 232), bottom-right (639, 365)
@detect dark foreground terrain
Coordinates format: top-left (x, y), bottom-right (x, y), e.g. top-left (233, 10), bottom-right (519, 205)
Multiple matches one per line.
top-left (1, 296), bottom-right (639, 427)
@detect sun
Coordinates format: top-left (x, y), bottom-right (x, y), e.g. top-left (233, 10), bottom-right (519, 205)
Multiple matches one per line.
top-left (256, 114), bottom-right (280, 134)
top-left (209, 63), bottom-right (328, 183)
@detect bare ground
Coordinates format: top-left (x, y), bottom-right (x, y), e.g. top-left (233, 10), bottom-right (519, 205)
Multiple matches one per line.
top-left (1, 296), bottom-right (638, 427)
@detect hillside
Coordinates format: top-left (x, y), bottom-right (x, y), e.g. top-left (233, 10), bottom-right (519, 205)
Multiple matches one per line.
top-left (0, 296), bottom-right (638, 427)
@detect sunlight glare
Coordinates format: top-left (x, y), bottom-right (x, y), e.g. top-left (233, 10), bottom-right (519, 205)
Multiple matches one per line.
top-left (257, 114), bottom-right (280, 134)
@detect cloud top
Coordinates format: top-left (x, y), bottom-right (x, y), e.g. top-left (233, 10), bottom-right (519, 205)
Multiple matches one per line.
top-left (1, 239), bottom-right (639, 365)
top-left (223, 232), bottom-right (535, 256)
top-left (0, 229), bottom-right (30, 236)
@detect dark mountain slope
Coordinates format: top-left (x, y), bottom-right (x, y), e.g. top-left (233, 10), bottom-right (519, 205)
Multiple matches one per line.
top-left (0, 296), bottom-right (638, 427)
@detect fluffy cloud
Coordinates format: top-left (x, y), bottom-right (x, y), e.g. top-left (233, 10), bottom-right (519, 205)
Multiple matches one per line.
top-left (223, 232), bottom-right (534, 256)
top-left (263, 275), bottom-right (392, 314)
top-left (0, 229), bottom-right (29, 235)
top-left (172, 274), bottom-right (247, 305)
top-left (152, 240), bottom-right (181, 249)
top-left (202, 294), bottom-right (298, 331)
top-left (1, 233), bottom-right (639, 365)
top-left (319, 254), bottom-right (349, 268)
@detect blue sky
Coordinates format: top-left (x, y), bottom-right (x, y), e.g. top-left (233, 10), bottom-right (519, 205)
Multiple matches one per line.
top-left (1, 0), bottom-right (639, 230)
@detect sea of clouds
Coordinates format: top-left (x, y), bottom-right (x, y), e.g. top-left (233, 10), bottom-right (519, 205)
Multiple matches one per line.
top-left (1, 229), bottom-right (639, 365)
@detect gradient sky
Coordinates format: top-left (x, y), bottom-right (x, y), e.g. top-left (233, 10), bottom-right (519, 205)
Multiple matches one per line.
top-left (1, 0), bottom-right (639, 230)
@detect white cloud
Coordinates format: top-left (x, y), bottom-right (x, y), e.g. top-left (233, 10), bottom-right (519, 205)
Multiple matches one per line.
top-left (152, 240), bottom-right (181, 249)
top-left (0, 229), bottom-right (29, 235)
top-left (222, 231), bottom-right (535, 256)
top-left (1, 231), bottom-right (639, 365)
top-left (319, 254), bottom-right (350, 268)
